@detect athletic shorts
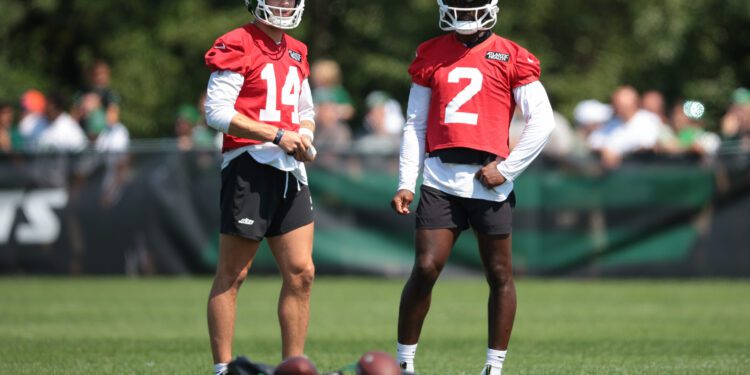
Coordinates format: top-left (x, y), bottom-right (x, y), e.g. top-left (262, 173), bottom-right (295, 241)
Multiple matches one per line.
top-left (415, 185), bottom-right (515, 235)
top-left (220, 153), bottom-right (313, 241)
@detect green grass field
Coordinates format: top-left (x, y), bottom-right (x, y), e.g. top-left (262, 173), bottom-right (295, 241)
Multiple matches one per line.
top-left (1, 277), bottom-right (749, 374)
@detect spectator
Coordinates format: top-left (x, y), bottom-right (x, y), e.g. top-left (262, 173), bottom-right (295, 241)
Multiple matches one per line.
top-left (196, 93), bottom-right (224, 150)
top-left (310, 89), bottom-right (352, 170)
top-left (174, 104), bottom-right (201, 151)
top-left (587, 86), bottom-right (661, 168)
top-left (572, 99), bottom-right (612, 155)
top-left (95, 114), bottom-right (130, 152)
top-left (72, 60), bottom-right (121, 141)
top-left (313, 89), bottom-right (352, 153)
top-left (364, 90), bottom-right (405, 135)
top-left (32, 92), bottom-right (87, 152)
top-left (642, 90), bottom-right (669, 125)
top-left (310, 59), bottom-right (355, 121)
top-left (511, 106), bottom-right (573, 157)
top-left (191, 94), bottom-right (218, 149)
top-left (354, 91), bottom-right (402, 155)
top-left (97, 117), bottom-right (131, 209)
top-left (642, 90), bottom-right (680, 154)
top-left (0, 102), bottom-right (23, 153)
top-left (17, 89), bottom-right (46, 145)
top-left (721, 87), bottom-right (750, 151)
top-left (546, 111), bottom-right (574, 157)
top-left (671, 100), bottom-right (721, 156)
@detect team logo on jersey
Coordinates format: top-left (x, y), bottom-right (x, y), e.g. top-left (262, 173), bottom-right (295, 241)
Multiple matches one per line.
top-left (486, 51), bottom-right (510, 62)
top-left (288, 50), bottom-right (303, 63)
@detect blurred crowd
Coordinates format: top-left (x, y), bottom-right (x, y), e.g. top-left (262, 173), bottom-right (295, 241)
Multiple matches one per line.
top-left (309, 59), bottom-right (405, 170)
top-left (1, 61), bottom-right (130, 154)
top-left (522, 85), bottom-right (750, 169)
top-left (3, 58), bottom-right (749, 172)
top-left (308, 60), bottom-right (750, 171)
top-left (0, 59), bottom-right (218, 155)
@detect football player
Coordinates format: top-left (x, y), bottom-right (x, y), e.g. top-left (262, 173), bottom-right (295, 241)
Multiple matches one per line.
top-left (203, 1), bottom-right (315, 374)
top-left (390, 1), bottom-right (555, 374)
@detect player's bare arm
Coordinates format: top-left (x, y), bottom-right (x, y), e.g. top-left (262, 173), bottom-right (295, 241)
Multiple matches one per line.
top-left (475, 160), bottom-right (507, 189)
top-left (391, 189), bottom-right (414, 215)
top-left (226, 112), bottom-right (309, 156)
top-left (299, 120), bottom-right (315, 136)
top-left (293, 73), bottom-right (317, 162)
top-left (295, 119), bottom-right (316, 162)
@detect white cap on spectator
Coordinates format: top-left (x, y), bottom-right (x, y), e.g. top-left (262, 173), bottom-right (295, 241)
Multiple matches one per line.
top-left (574, 99), bottom-right (613, 126)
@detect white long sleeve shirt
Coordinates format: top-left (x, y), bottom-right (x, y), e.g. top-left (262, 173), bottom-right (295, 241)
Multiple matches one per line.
top-left (32, 113), bottom-right (88, 152)
top-left (204, 70), bottom-right (316, 184)
top-left (398, 80), bottom-right (555, 202)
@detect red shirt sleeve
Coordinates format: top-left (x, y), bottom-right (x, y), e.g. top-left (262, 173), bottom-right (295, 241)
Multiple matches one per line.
top-left (205, 31), bottom-right (251, 75)
top-left (408, 44), bottom-right (434, 87)
top-left (300, 45), bottom-right (310, 79)
top-left (512, 47), bottom-right (541, 88)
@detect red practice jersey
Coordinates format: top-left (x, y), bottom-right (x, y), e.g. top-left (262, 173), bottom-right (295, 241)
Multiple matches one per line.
top-left (205, 23), bottom-right (310, 153)
top-left (409, 33), bottom-right (541, 158)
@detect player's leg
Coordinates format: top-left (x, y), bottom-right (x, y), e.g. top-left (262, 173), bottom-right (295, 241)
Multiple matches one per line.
top-left (477, 232), bottom-right (515, 350)
top-left (396, 227), bottom-right (459, 373)
top-left (209, 153), bottom-right (271, 372)
top-left (470, 194), bottom-right (515, 375)
top-left (398, 228), bottom-right (459, 344)
top-left (207, 234), bottom-right (261, 365)
top-left (267, 222), bottom-right (315, 359)
top-left (477, 232), bottom-right (514, 375)
top-left (397, 185), bottom-right (467, 372)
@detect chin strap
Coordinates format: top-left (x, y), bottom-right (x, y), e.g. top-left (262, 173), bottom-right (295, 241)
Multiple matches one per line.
top-left (461, 30), bottom-right (492, 48)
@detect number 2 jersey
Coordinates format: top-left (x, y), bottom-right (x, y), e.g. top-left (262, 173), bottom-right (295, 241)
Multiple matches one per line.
top-left (399, 33), bottom-right (555, 202)
top-left (409, 33), bottom-right (541, 158)
top-left (205, 23), bottom-right (311, 154)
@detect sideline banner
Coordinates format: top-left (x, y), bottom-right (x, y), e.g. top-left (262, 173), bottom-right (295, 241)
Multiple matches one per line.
top-left (0, 151), bottom-right (220, 275)
top-left (0, 151), bottom-right (748, 276)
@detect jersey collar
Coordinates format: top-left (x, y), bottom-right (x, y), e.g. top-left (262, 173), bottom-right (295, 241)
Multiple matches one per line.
top-left (246, 22), bottom-right (288, 54)
top-left (452, 31), bottom-right (496, 50)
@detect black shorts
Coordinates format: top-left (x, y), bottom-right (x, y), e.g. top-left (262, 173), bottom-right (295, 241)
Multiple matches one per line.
top-left (220, 153), bottom-right (313, 241)
top-left (415, 185), bottom-right (514, 235)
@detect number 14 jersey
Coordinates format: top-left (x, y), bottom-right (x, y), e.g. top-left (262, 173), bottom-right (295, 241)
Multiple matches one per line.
top-left (409, 33), bottom-right (541, 159)
top-left (205, 23), bottom-right (310, 153)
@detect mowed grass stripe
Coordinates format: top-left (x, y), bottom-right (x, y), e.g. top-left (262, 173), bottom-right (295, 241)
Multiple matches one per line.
top-left (1, 278), bottom-right (748, 374)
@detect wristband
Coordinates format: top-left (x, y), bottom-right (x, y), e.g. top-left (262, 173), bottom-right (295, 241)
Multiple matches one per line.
top-left (272, 128), bottom-right (285, 145)
top-left (299, 127), bottom-right (315, 142)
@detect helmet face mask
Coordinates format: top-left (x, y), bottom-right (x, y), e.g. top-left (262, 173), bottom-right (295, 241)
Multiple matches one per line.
top-left (437, 0), bottom-right (499, 35)
top-left (245, 0), bottom-right (305, 30)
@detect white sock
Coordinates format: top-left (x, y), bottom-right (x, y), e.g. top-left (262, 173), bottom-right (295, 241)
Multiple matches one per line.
top-left (486, 348), bottom-right (507, 370)
top-left (214, 363), bottom-right (228, 375)
top-left (396, 343), bottom-right (418, 372)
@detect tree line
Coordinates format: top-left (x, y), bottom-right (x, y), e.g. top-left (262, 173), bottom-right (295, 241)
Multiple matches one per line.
top-left (1, 0), bottom-right (748, 137)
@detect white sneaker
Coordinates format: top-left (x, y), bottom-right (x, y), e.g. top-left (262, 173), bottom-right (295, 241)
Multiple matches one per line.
top-left (399, 361), bottom-right (416, 374)
top-left (480, 364), bottom-right (502, 375)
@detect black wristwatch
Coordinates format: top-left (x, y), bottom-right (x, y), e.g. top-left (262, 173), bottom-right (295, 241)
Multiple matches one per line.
top-left (272, 128), bottom-right (285, 145)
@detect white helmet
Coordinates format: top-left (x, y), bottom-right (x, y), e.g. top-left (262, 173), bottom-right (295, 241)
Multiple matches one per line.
top-left (245, 0), bottom-right (306, 30)
top-left (437, 0), bottom-right (499, 35)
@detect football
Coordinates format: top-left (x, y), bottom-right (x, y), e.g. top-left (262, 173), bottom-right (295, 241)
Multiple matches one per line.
top-left (275, 356), bottom-right (319, 375)
top-left (356, 351), bottom-right (401, 375)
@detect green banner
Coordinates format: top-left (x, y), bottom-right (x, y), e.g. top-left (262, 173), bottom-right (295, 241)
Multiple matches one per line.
top-left (241, 159), bottom-right (718, 276)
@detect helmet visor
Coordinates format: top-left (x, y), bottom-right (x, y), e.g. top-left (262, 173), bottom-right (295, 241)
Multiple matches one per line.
top-left (438, 0), bottom-right (499, 34)
top-left (255, 0), bottom-right (305, 29)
